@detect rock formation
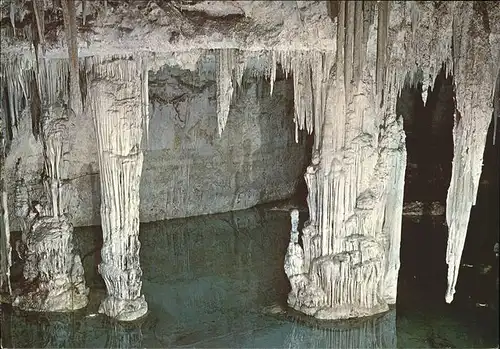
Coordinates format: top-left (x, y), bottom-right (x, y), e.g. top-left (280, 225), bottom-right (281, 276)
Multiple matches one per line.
top-left (85, 56), bottom-right (149, 321)
top-left (12, 104), bottom-right (88, 312)
top-left (0, 112), bottom-right (12, 297)
top-left (0, 0), bottom-right (498, 321)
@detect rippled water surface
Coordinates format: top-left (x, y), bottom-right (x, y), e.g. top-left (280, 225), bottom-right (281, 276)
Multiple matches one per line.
top-left (1, 204), bottom-right (498, 348)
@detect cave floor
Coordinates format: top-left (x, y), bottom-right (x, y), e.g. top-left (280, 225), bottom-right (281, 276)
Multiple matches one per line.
top-left (1, 204), bottom-right (498, 348)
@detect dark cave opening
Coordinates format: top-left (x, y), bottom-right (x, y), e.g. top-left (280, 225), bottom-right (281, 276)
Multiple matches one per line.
top-left (400, 67), bottom-right (455, 205)
top-left (398, 66), bottom-right (455, 301)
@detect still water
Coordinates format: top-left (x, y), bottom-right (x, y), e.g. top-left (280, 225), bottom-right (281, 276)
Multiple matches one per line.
top-left (1, 204), bottom-right (498, 348)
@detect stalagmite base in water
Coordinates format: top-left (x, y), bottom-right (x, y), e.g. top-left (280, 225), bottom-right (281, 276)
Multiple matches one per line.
top-left (13, 105), bottom-right (88, 311)
top-left (86, 56), bottom-right (148, 321)
top-left (13, 216), bottom-right (88, 311)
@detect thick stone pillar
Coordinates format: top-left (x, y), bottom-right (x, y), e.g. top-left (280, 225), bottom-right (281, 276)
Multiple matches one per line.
top-left (86, 56), bottom-right (148, 321)
top-left (285, 93), bottom-right (406, 319)
top-left (283, 2), bottom-right (406, 320)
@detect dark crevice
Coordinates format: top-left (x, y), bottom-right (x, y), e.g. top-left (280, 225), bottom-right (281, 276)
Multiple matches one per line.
top-left (2, 85), bottom-right (14, 152)
top-left (327, 1), bottom-right (339, 22)
top-left (399, 65), bottom-right (454, 204)
top-left (398, 65), bottom-right (455, 299)
top-left (30, 72), bottom-right (41, 141)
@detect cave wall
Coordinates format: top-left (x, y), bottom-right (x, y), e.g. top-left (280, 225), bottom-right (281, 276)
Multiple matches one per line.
top-left (4, 53), bottom-right (308, 230)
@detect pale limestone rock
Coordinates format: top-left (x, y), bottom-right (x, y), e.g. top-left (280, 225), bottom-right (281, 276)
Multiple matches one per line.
top-left (275, 2), bottom-right (403, 320)
top-left (12, 104), bottom-right (88, 311)
top-left (12, 215), bottom-right (88, 311)
top-left (444, 2), bottom-right (497, 304)
top-left (86, 56), bottom-right (149, 321)
top-left (0, 116), bottom-right (12, 296)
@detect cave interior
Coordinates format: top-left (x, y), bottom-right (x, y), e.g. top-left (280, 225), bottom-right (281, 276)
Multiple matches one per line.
top-left (0, 0), bottom-right (499, 348)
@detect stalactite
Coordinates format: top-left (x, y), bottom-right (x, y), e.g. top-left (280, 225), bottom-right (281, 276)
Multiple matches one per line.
top-left (493, 70), bottom-right (499, 146)
top-left (30, 71), bottom-right (42, 140)
top-left (61, 0), bottom-right (82, 115)
top-left (32, 0), bottom-right (45, 49)
top-left (216, 48), bottom-right (236, 136)
top-left (375, 1), bottom-right (389, 102)
top-left (141, 56), bottom-right (150, 145)
top-left (85, 55), bottom-right (149, 321)
top-left (444, 2), bottom-right (496, 304)
top-left (82, 0), bottom-right (88, 25)
top-left (353, 1), bottom-right (364, 87)
top-left (0, 117), bottom-right (12, 297)
top-left (0, 56), bottom-right (35, 134)
top-left (10, 0), bottom-right (16, 37)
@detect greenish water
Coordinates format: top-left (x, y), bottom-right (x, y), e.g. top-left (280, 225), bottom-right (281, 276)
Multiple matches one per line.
top-left (1, 205), bottom-right (498, 348)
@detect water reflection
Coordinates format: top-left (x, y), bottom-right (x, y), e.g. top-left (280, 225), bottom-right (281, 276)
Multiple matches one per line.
top-left (280, 309), bottom-right (397, 349)
top-left (105, 321), bottom-right (144, 349)
top-left (1, 206), bottom-right (497, 348)
top-left (2, 308), bottom-right (86, 348)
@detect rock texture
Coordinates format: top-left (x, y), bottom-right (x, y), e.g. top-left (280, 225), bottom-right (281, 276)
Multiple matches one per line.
top-left (12, 104), bottom-right (88, 312)
top-left (275, 1), bottom-right (497, 318)
top-left (85, 56), bottom-right (148, 321)
top-left (444, 2), bottom-right (499, 303)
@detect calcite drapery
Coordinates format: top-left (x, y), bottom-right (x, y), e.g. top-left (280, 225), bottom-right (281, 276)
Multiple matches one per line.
top-left (13, 104), bottom-right (88, 311)
top-left (86, 56), bottom-right (148, 321)
top-left (280, 1), bottom-right (406, 319)
top-left (0, 115), bottom-right (12, 297)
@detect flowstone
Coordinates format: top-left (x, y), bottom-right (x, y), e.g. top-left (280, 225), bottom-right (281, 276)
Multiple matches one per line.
top-left (12, 104), bottom-right (88, 312)
top-left (12, 215), bottom-right (88, 311)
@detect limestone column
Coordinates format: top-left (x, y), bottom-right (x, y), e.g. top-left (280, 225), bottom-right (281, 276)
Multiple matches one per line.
top-left (12, 104), bottom-right (88, 312)
top-left (86, 56), bottom-right (148, 321)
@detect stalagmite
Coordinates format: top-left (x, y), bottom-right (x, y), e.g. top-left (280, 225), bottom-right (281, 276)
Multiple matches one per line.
top-left (282, 1), bottom-right (407, 320)
top-left (86, 55), bottom-right (149, 321)
top-left (61, 0), bottom-right (82, 115)
top-left (12, 104), bottom-right (89, 312)
top-left (444, 2), bottom-right (496, 304)
top-left (216, 49), bottom-right (236, 136)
